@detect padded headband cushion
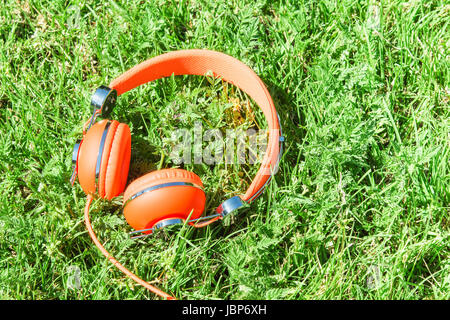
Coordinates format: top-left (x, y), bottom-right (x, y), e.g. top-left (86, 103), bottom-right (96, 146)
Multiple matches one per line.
top-left (109, 49), bottom-right (281, 202)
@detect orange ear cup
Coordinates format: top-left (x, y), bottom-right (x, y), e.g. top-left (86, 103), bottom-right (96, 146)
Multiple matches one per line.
top-left (123, 168), bottom-right (206, 233)
top-left (77, 120), bottom-right (131, 199)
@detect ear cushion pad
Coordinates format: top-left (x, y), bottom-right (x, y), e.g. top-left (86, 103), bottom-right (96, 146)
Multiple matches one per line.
top-left (103, 123), bottom-right (131, 200)
top-left (123, 168), bottom-right (203, 204)
top-left (77, 120), bottom-right (110, 195)
top-left (98, 120), bottom-right (120, 198)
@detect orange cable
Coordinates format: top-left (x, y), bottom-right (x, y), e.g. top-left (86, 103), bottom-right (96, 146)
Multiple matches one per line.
top-left (83, 195), bottom-right (175, 300)
top-left (82, 109), bottom-right (101, 135)
top-left (191, 215), bottom-right (223, 228)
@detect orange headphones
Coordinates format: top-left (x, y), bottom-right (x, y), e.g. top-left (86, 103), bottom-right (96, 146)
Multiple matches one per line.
top-left (71, 49), bottom-right (284, 299)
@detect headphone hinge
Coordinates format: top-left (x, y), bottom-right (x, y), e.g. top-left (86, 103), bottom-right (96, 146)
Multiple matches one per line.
top-left (215, 196), bottom-right (245, 217)
top-left (91, 85), bottom-right (117, 118)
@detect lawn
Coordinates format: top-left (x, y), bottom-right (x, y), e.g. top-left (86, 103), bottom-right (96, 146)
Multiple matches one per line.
top-left (0, 0), bottom-right (448, 300)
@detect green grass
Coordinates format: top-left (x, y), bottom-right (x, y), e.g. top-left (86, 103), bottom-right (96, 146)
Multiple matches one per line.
top-left (0, 0), bottom-right (449, 300)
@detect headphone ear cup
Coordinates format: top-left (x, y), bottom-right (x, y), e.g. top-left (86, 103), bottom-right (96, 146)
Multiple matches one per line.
top-left (77, 120), bottom-right (131, 199)
top-left (122, 169), bottom-right (206, 232)
top-left (101, 122), bottom-right (131, 200)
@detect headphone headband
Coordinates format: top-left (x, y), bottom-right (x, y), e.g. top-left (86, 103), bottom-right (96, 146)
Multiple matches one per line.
top-left (106, 49), bottom-right (283, 202)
